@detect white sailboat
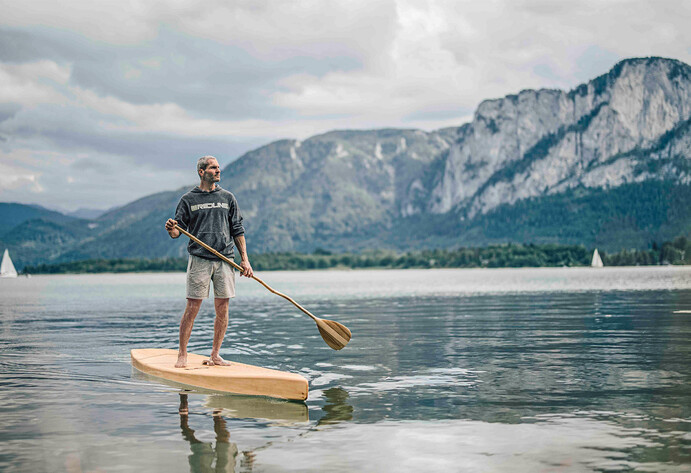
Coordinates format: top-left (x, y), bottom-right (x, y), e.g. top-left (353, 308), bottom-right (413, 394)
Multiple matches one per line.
top-left (591, 248), bottom-right (604, 268)
top-left (1, 249), bottom-right (18, 278)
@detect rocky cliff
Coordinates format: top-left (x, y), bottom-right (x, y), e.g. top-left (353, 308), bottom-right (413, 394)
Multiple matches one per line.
top-left (416, 57), bottom-right (691, 218)
top-left (220, 128), bottom-right (457, 251)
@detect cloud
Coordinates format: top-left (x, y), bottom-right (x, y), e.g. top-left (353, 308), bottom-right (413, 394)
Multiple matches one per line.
top-left (271, 2), bottom-right (475, 124)
top-left (0, 169), bottom-right (43, 193)
top-left (0, 0), bottom-right (690, 211)
top-left (0, 146), bottom-right (188, 211)
top-left (0, 97), bottom-right (269, 211)
top-left (0, 60), bottom-right (70, 106)
top-left (0, 149), bottom-right (45, 193)
top-left (0, 0), bottom-right (159, 44)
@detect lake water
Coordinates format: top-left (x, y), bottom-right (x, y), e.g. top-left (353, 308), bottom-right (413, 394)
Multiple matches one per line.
top-left (1, 266), bottom-right (691, 472)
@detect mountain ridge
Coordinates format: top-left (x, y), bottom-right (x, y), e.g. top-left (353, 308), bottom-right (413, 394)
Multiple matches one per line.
top-left (2, 56), bottom-right (690, 268)
top-left (421, 57), bottom-right (691, 219)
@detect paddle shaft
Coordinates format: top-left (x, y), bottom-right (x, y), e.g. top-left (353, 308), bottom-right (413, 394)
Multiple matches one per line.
top-left (174, 225), bottom-right (319, 323)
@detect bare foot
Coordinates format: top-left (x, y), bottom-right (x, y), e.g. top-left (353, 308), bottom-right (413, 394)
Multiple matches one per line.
top-left (209, 356), bottom-right (232, 366)
top-left (175, 353), bottom-right (187, 368)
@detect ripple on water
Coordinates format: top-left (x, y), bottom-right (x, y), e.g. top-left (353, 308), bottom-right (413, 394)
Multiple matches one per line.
top-left (251, 412), bottom-right (689, 472)
top-left (351, 368), bottom-right (481, 394)
top-left (1, 271), bottom-right (690, 472)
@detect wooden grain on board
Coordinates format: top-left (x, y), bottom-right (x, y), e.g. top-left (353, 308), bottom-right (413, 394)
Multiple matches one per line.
top-left (131, 348), bottom-right (308, 401)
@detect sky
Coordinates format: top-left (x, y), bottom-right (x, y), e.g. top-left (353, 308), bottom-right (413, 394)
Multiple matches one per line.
top-left (1, 0), bottom-right (690, 213)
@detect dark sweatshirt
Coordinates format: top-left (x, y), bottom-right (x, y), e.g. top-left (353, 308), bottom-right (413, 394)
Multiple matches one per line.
top-left (174, 186), bottom-right (245, 260)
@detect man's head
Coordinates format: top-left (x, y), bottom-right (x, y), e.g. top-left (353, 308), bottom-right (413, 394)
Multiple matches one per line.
top-left (197, 156), bottom-right (221, 184)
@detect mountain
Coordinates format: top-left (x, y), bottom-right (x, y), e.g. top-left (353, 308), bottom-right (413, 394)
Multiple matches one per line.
top-left (65, 207), bottom-right (110, 219)
top-left (0, 203), bottom-right (95, 267)
top-left (219, 128), bottom-right (458, 251)
top-left (2, 57), bottom-right (691, 269)
top-left (0, 203), bottom-right (79, 236)
top-left (54, 189), bottom-right (190, 262)
top-left (417, 57), bottom-right (691, 218)
top-left (218, 57), bottom-right (691, 252)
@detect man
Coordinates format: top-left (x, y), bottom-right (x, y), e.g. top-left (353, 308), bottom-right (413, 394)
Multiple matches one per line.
top-left (165, 156), bottom-right (253, 368)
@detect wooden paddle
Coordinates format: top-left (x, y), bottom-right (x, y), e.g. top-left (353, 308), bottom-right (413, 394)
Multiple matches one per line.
top-left (174, 225), bottom-right (351, 350)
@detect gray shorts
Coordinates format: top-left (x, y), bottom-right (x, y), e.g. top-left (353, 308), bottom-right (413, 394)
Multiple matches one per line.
top-left (186, 255), bottom-right (236, 299)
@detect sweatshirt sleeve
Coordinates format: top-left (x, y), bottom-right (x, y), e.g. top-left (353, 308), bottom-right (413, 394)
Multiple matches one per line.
top-left (229, 194), bottom-right (245, 238)
top-left (174, 197), bottom-right (190, 231)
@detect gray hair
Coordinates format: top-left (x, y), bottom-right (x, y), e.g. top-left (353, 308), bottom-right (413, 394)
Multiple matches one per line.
top-left (197, 156), bottom-right (217, 174)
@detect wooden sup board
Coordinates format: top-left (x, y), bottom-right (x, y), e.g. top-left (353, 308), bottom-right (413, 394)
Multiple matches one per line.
top-left (674, 310), bottom-right (691, 314)
top-left (131, 349), bottom-right (308, 401)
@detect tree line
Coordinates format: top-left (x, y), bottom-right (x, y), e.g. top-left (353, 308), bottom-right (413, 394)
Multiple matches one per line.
top-left (21, 236), bottom-right (691, 274)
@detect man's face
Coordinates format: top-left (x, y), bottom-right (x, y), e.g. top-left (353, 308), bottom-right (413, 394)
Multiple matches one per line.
top-left (200, 159), bottom-right (221, 183)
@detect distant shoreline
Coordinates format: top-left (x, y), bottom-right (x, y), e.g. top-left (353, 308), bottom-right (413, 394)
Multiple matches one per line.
top-left (19, 240), bottom-right (690, 275)
top-left (13, 265), bottom-right (691, 277)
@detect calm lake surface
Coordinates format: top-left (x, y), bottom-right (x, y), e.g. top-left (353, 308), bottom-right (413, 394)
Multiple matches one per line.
top-left (1, 267), bottom-right (691, 472)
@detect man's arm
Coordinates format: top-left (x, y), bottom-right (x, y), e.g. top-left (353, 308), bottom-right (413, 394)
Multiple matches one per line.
top-left (167, 197), bottom-right (190, 239)
top-left (233, 235), bottom-right (253, 278)
top-left (165, 219), bottom-right (180, 238)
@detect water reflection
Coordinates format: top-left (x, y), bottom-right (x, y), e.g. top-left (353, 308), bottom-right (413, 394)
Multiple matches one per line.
top-left (204, 395), bottom-right (308, 422)
top-left (179, 394), bottom-right (239, 473)
top-left (176, 390), bottom-right (315, 473)
top-left (2, 271), bottom-right (691, 472)
top-left (317, 387), bottom-right (354, 425)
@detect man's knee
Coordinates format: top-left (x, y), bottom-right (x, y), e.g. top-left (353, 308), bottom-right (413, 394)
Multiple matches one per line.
top-left (214, 298), bottom-right (230, 315)
top-left (184, 298), bottom-right (203, 316)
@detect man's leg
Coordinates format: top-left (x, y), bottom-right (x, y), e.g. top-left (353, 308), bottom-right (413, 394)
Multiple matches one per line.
top-left (210, 298), bottom-right (231, 366)
top-left (176, 298), bottom-right (203, 368)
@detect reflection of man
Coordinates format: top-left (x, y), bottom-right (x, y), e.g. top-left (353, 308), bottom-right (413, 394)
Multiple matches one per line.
top-left (179, 394), bottom-right (238, 473)
top-left (165, 156), bottom-right (253, 368)
top-left (317, 387), bottom-right (354, 425)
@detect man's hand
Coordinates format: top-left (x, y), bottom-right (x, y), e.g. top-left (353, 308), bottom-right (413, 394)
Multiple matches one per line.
top-left (240, 259), bottom-right (253, 278)
top-left (233, 235), bottom-right (253, 278)
top-left (165, 219), bottom-right (180, 238)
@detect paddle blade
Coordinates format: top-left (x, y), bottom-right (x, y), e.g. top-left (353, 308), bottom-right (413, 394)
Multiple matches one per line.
top-left (316, 318), bottom-right (352, 350)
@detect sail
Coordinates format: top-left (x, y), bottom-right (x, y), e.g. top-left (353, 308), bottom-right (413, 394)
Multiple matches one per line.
top-left (1, 249), bottom-right (18, 278)
top-left (591, 249), bottom-right (604, 268)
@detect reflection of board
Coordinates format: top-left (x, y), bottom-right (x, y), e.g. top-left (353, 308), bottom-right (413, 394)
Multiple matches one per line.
top-left (204, 394), bottom-right (308, 421)
top-left (131, 349), bottom-right (308, 401)
top-left (674, 310), bottom-right (691, 314)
